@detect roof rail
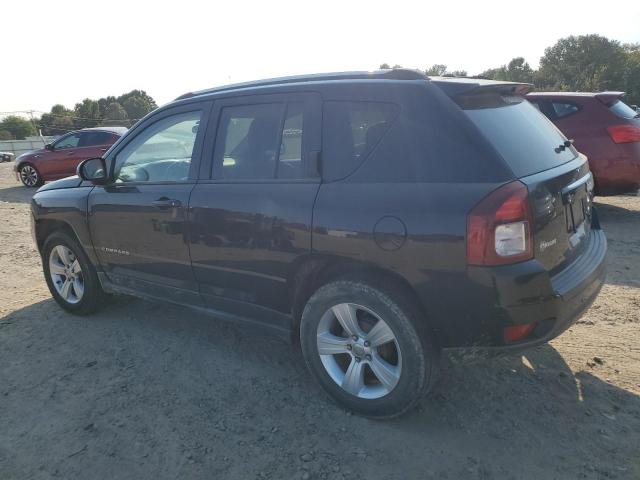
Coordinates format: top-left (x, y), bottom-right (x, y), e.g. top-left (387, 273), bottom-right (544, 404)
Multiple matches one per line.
top-left (175, 69), bottom-right (427, 100)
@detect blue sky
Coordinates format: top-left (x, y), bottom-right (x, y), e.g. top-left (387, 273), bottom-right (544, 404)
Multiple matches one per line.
top-left (1, 0), bottom-right (639, 115)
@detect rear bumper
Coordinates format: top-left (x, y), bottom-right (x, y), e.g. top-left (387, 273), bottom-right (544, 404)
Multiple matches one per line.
top-left (441, 225), bottom-right (607, 351)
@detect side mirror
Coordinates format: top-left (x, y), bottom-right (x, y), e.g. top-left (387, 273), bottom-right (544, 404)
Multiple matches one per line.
top-left (77, 157), bottom-right (108, 184)
top-left (45, 144), bottom-right (53, 151)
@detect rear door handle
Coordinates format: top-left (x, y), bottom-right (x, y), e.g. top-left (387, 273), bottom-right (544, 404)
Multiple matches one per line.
top-left (100, 148), bottom-right (108, 152)
top-left (152, 198), bottom-right (182, 209)
top-left (67, 152), bottom-right (75, 156)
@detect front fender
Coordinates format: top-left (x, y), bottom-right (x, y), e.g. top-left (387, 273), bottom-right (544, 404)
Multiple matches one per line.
top-left (31, 186), bottom-right (98, 266)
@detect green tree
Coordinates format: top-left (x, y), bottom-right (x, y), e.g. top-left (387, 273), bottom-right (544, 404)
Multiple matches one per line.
top-left (39, 104), bottom-right (75, 136)
top-left (623, 43), bottom-right (640, 106)
top-left (379, 63), bottom-right (391, 69)
top-left (117, 90), bottom-right (157, 120)
top-left (478, 57), bottom-right (534, 83)
top-left (0, 115), bottom-right (36, 139)
top-left (0, 130), bottom-right (13, 140)
top-left (538, 34), bottom-right (627, 91)
top-left (102, 102), bottom-right (129, 126)
top-left (74, 99), bottom-right (101, 128)
top-left (425, 64), bottom-right (447, 76)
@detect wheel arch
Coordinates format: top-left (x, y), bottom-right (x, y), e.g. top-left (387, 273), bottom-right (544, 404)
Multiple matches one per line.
top-left (35, 219), bottom-right (81, 254)
top-left (289, 256), bottom-right (439, 347)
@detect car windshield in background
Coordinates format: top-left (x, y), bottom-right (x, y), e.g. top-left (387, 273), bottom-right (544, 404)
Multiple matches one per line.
top-left (609, 99), bottom-right (640, 119)
top-left (458, 94), bottom-right (576, 177)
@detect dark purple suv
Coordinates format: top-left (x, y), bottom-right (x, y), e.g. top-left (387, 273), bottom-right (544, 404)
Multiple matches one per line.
top-left (30, 71), bottom-right (606, 418)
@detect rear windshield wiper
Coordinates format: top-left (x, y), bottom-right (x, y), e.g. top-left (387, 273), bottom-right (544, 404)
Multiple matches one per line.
top-left (555, 139), bottom-right (574, 153)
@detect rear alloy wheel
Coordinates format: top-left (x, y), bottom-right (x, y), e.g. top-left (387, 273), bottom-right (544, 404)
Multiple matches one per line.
top-left (300, 279), bottom-right (438, 418)
top-left (19, 164), bottom-right (43, 187)
top-left (316, 303), bottom-right (402, 399)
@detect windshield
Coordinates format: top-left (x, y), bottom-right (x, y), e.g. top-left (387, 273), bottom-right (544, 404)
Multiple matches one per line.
top-left (458, 94), bottom-right (576, 177)
top-left (609, 99), bottom-right (639, 119)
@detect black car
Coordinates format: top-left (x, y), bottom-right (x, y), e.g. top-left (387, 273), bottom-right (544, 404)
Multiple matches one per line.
top-left (31, 70), bottom-right (607, 418)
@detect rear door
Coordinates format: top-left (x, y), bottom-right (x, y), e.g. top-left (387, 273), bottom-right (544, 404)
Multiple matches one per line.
top-left (459, 93), bottom-right (595, 273)
top-left (189, 92), bottom-right (321, 327)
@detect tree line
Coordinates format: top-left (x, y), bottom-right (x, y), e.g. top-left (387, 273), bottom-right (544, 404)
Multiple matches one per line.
top-left (0, 90), bottom-right (157, 140)
top-left (383, 34), bottom-right (640, 105)
top-left (3, 34), bottom-right (639, 141)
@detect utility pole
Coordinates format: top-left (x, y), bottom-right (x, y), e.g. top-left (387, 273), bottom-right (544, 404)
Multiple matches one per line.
top-left (27, 110), bottom-right (46, 146)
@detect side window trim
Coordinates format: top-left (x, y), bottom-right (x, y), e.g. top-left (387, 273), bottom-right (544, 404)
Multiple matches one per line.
top-left (105, 101), bottom-right (212, 185)
top-left (204, 92), bottom-right (321, 182)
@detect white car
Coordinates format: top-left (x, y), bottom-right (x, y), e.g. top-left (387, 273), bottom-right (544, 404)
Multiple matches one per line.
top-left (0, 152), bottom-right (15, 163)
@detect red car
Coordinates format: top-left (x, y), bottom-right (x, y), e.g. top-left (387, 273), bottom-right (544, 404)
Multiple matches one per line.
top-left (14, 127), bottom-right (126, 187)
top-left (527, 92), bottom-right (640, 195)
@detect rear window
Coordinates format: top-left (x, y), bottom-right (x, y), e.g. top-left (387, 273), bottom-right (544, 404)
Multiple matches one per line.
top-left (322, 101), bottom-right (398, 181)
top-left (459, 94), bottom-right (576, 177)
top-left (551, 102), bottom-right (580, 119)
top-left (609, 100), bottom-right (639, 120)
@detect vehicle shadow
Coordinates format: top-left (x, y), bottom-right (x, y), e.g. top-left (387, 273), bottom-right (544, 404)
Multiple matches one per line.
top-left (0, 185), bottom-right (34, 204)
top-left (594, 199), bottom-right (640, 288)
top-left (1, 297), bottom-right (639, 479)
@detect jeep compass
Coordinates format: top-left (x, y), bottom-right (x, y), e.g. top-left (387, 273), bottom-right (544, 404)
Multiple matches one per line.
top-left (30, 70), bottom-right (607, 418)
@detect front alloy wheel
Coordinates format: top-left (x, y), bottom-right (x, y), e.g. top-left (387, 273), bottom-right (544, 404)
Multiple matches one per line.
top-left (49, 245), bottom-right (84, 304)
top-left (19, 164), bottom-right (41, 187)
top-left (42, 232), bottom-right (107, 315)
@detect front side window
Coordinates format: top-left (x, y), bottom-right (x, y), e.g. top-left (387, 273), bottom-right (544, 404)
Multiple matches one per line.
top-left (114, 111), bottom-right (201, 183)
top-left (215, 102), bottom-right (306, 180)
top-left (54, 133), bottom-right (80, 150)
top-left (551, 102), bottom-right (579, 119)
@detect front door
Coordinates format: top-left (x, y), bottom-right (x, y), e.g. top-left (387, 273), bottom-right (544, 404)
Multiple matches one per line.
top-left (42, 132), bottom-right (84, 179)
top-left (88, 103), bottom-right (210, 304)
top-left (189, 93), bottom-right (321, 327)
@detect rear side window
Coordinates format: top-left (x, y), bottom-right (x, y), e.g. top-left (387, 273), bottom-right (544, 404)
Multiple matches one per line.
top-left (609, 100), bottom-right (639, 119)
top-left (215, 102), bottom-right (306, 179)
top-left (322, 101), bottom-right (398, 181)
top-left (551, 102), bottom-right (579, 119)
top-left (79, 131), bottom-right (112, 147)
top-left (459, 94), bottom-right (576, 177)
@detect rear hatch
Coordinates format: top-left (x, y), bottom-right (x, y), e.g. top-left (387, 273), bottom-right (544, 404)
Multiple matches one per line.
top-left (434, 79), bottom-right (595, 273)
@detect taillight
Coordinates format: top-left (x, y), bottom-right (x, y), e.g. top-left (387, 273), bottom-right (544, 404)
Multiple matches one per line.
top-left (467, 181), bottom-right (533, 266)
top-left (607, 125), bottom-right (640, 144)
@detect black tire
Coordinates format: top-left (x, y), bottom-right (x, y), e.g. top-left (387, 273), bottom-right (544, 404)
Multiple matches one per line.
top-left (19, 163), bottom-right (44, 187)
top-left (42, 231), bottom-right (107, 315)
top-left (300, 278), bottom-right (438, 419)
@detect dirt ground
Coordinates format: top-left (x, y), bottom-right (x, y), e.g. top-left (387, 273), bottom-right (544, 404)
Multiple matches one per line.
top-left (0, 160), bottom-right (639, 480)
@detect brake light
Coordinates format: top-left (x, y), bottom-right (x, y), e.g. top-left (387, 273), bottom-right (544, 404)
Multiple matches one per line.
top-left (607, 125), bottom-right (640, 144)
top-left (503, 322), bottom-right (536, 342)
top-left (467, 181), bottom-right (533, 265)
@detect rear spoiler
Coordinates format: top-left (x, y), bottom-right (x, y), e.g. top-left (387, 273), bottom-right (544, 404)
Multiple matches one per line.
top-left (595, 91), bottom-right (625, 107)
top-left (429, 77), bottom-right (533, 98)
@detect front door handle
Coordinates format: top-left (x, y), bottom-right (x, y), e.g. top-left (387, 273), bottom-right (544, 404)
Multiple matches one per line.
top-left (152, 198), bottom-right (182, 209)
top-left (67, 152), bottom-right (75, 156)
